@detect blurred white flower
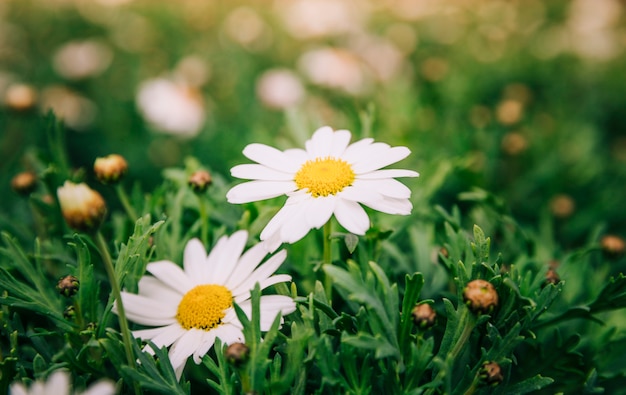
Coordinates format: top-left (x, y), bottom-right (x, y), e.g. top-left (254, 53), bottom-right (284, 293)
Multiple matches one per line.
top-left (224, 7), bottom-right (272, 50)
top-left (227, 126), bottom-right (419, 247)
top-left (136, 78), bottom-right (206, 138)
top-left (174, 55), bottom-right (211, 88)
top-left (10, 370), bottom-right (116, 395)
top-left (116, 233), bottom-right (295, 380)
top-left (567, 0), bottom-right (623, 60)
top-left (298, 47), bottom-right (368, 95)
top-left (40, 85), bottom-right (97, 130)
top-left (53, 39), bottom-right (113, 80)
top-left (4, 83), bottom-right (37, 111)
top-left (276, 0), bottom-right (367, 39)
top-left (256, 69), bottom-right (305, 110)
top-left (349, 35), bottom-right (405, 82)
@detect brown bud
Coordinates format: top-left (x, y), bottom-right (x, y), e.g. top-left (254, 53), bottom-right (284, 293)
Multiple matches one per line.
top-left (412, 303), bottom-right (436, 329)
top-left (225, 342), bottom-right (249, 366)
top-left (188, 170), bottom-right (212, 193)
top-left (463, 279), bottom-right (498, 314)
top-left (94, 154), bottom-right (128, 184)
top-left (11, 171), bottom-right (38, 196)
top-left (57, 275), bottom-right (80, 297)
top-left (480, 361), bottom-right (504, 386)
top-left (57, 181), bottom-right (107, 232)
top-left (544, 268), bottom-right (560, 286)
top-left (4, 83), bottom-right (37, 111)
top-left (601, 235), bottom-right (625, 258)
top-left (549, 194), bottom-right (575, 218)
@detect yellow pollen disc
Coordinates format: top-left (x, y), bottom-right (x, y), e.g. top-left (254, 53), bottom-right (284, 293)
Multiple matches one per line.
top-left (294, 157), bottom-right (355, 197)
top-left (176, 284), bottom-right (233, 331)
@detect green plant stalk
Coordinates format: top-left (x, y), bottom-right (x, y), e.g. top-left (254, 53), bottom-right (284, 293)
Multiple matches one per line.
top-left (115, 184), bottom-right (138, 221)
top-left (323, 221), bottom-right (333, 300)
top-left (197, 194), bottom-right (209, 246)
top-left (94, 231), bottom-right (140, 395)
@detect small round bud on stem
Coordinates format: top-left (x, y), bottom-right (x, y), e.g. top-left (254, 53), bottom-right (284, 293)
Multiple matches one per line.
top-left (57, 181), bottom-right (107, 232)
top-left (480, 361), bottom-right (504, 386)
top-left (463, 279), bottom-right (499, 314)
top-left (601, 235), bottom-right (625, 258)
top-left (225, 342), bottom-right (249, 366)
top-left (412, 303), bottom-right (436, 329)
top-left (544, 268), bottom-right (560, 286)
top-left (57, 275), bottom-right (80, 297)
top-left (63, 305), bottom-right (76, 320)
top-left (11, 171), bottom-right (38, 196)
top-left (94, 154), bottom-right (128, 184)
top-left (188, 170), bottom-right (212, 193)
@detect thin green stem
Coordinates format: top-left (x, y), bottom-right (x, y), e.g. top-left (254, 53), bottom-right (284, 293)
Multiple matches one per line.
top-left (323, 221), bottom-right (333, 301)
top-left (94, 231), bottom-right (140, 395)
top-left (197, 194), bottom-right (209, 246)
top-left (115, 184), bottom-right (138, 221)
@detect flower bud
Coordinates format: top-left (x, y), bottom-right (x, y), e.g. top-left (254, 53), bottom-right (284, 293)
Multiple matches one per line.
top-left (57, 275), bottom-right (80, 297)
top-left (188, 170), bottom-right (212, 193)
top-left (479, 361), bottom-right (504, 386)
top-left (463, 279), bottom-right (498, 314)
top-left (4, 83), bottom-right (37, 112)
top-left (411, 303), bottom-right (436, 329)
top-left (57, 181), bottom-right (107, 232)
top-left (225, 342), bottom-right (249, 366)
top-left (544, 268), bottom-right (560, 286)
top-left (601, 235), bottom-right (625, 258)
top-left (11, 171), bottom-right (38, 196)
top-left (63, 305), bottom-right (76, 320)
top-left (94, 154), bottom-right (128, 184)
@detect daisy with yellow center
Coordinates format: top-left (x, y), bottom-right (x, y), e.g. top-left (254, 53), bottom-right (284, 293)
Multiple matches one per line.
top-left (226, 126), bottom-right (419, 246)
top-left (115, 231), bottom-right (295, 380)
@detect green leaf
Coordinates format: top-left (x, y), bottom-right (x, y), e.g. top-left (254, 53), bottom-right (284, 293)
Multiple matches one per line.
top-left (344, 233), bottom-right (359, 254)
top-left (497, 375), bottom-right (554, 394)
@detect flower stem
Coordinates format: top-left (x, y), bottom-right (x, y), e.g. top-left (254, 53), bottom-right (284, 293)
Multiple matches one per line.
top-left (323, 221), bottom-right (333, 301)
top-left (94, 231), bottom-right (140, 395)
top-left (115, 184), bottom-right (138, 221)
top-left (197, 194), bottom-right (209, 246)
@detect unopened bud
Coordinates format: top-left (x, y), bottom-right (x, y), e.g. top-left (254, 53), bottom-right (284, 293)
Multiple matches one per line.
top-left (64, 305), bottom-right (76, 320)
top-left (11, 171), bottom-right (38, 196)
top-left (480, 361), bottom-right (504, 386)
top-left (94, 154), bottom-right (128, 184)
top-left (188, 170), bottom-right (212, 193)
top-left (57, 181), bottom-right (107, 232)
top-left (57, 275), bottom-right (80, 297)
top-left (601, 235), bottom-right (625, 258)
top-left (5, 83), bottom-right (37, 111)
top-left (412, 303), bottom-right (436, 329)
top-left (225, 342), bottom-right (249, 366)
top-left (544, 268), bottom-right (560, 286)
top-left (463, 279), bottom-right (498, 314)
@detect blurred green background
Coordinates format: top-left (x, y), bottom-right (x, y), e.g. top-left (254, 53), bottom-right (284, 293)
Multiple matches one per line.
top-left (2, 0), bottom-right (625, 248)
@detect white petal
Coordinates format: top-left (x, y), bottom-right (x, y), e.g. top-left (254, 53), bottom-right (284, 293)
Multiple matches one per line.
top-left (352, 146), bottom-right (411, 173)
top-left (45, 371), bottom-right (69, 395)
top-left (213, 322), bottom-right (245, 344)
top-left (233, 273), bottom-right (292, 304)
top-left (334, 199), bottom-right (370, 235)
top-left (305, 126), bottom-right (334, 157)
top-left (183, 239), bottom-right (207, 284)
top-left (9, 384), bottom-right (28, 395)
top-left (330, 129), bottom-right (352, 157)
top-left (338, 184), bottom-right (384, 204)
top-left (224, 242), bottom-right (268, 290)
top-left (81, 380), bottom-right (117, 395)
top-left (230, 164), bottom-right (294, 181)
top-left (260, 204), bottom-right (296, 241)
top-left (138, 276), bottom-right (184, 301)
top-left (230, 249), bottom-right (288, 297)
top-left (340, 138), bottom-right (378, 163)
top-left (134, 323), bottom-right (185, 348)
top-left (204, 234), bottom-right (229, 282)
top-left (242, 143), bottom-right (301, 172)
top-left (169, 329), bottom-right (204, 378)
top-left (357, 178), bottom-right (412, 199)
top-left (226, 180), bottom-right (296, 203)
top-left (304, 196), bottom-right (335, 229)
top-left (280, 203), bottom-right (313, 243)
top-left (283, 148), bottom-right (309, 165)
top-left (146, 261), bottom-right (194, 294)
top-left (362, 196), bottom-right (413, 215)
top-left (192, 331), bottom-right (217, 364)
top-left (121, 292), bottom-right (178, 321)
top-left (237, 295), bottom-right (296, 331)
top-left (210, 230), bottom-right (248, 285)
top-left (357, 169), bottom-right (419, 179)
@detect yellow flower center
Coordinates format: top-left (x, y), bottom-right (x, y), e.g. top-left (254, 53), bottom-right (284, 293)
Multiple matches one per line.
top-left (176, 284), bottom-right (233, 330)
top-left (294, 157), bottom-right (355, 197)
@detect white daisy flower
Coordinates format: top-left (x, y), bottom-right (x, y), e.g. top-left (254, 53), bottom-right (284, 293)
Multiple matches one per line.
top-left (10, 370), bottom-right (116, 395)
top-left (115, 232), bottom-right (295, 380)
top-left (226, 126), bottom-right (419, 246)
